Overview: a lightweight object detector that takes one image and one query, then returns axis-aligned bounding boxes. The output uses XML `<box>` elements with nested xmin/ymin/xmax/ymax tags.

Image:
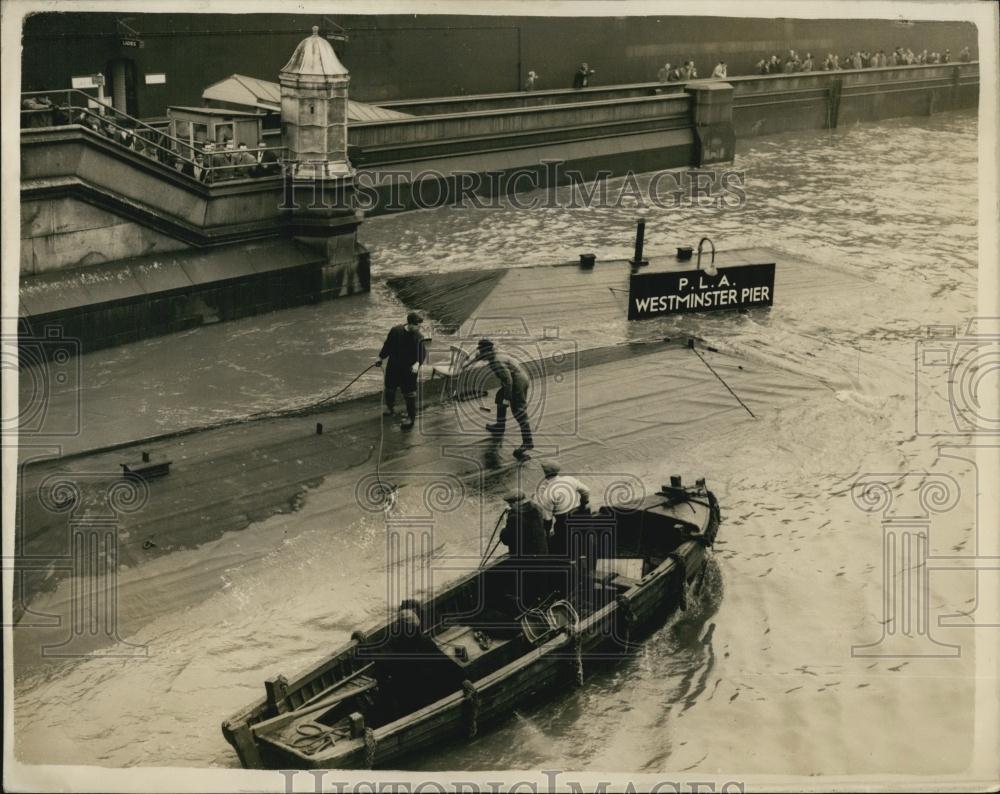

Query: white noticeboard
<box><xmin>71</xmin><ymin>74</ymin><xmax>104</xmax><ymax>89</ymax></box>
<box><xmin>145</xmin><ymin>73</ymin><xmax>167</xmax><ymax>85</ymax></box>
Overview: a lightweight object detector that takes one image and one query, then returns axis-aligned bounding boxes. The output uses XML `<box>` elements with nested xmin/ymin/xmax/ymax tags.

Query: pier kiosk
<box><xmin>167</xmin><ymin>106</ymin><xmax>263</xmax><ymax>149</ymax></box>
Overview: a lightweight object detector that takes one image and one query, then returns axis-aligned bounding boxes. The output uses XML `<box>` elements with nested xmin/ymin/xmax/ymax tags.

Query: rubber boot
<box><xmin>513</xmin><ymin>408</ymin><xmax>533</xmax><ymax>458</ymax></box>
<box><xmin>488</xmin><ymin>403</ymin><xmax>507</xmax><ymax>435</ymax></box>
<box><xmin>401</xmin><ymin>394</ymin><xmax>417</xmax><ymax>430</ymax></box>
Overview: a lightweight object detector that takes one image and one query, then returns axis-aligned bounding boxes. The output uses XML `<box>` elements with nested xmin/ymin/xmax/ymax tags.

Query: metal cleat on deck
<box><xmin>121</xmin><ymin>450</ymin><xmax>172</xmax><ymax>479</ymax></box>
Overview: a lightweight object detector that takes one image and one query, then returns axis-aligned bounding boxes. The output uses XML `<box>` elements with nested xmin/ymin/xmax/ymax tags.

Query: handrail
<box><xmin>696</xmin><ymin>237</ymin><xmax>716</xmax><ymax>274</ymax></box>
<box><xmin>21</xmin><ymin>88</ymin><xmax>288</xmax><ymax>184</ymax></box>
<box><xmin>376</xmin><ymin>61</ymin><xmax>979</xmax><ymax>106</ymax></box>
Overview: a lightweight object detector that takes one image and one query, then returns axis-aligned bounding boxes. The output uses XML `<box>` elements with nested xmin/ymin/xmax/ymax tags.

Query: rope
<box><xmin>313</xmin><ymin>362</ymin><xmax>381</xmax><ymax>410</ymax></box>
<box><xmin>479</xmin><ymin>508</ymin><xmax>509</xmax><ymax>568</ymax></box>
<box><xmin>462</xmin><ymin>679</ymin><xmax>480</xmax><ymax>737</ymax></box>
<box><xmin>364</xmin><ymin>726</ymin><xmax>378</xmax><ymax>768</ymax></box>
<box><xmin>244</xmin><ymin>362</ymin><xmax>380</xmax><ymax>424</ymax></box>
<box><xmin>690</xmin><ymin>346</ymin><xmax>756</xmax><ymax>419</ymax></box>
<box><xmin>292</xmin><ymin>722</ymin><xmax>351</xmax><ymax>756</ymax></box>
<box><xmin>16</xmin><ymin>361</ymin><xmax>382</xmax><ymax>466</ymax></box>
<box><xmin>375</xmin><ymin>402</ymin><xmax>394</xmax><ymax>510</ymax></box>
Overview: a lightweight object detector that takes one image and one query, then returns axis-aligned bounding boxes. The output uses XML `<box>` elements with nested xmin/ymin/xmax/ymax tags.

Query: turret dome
<box><xmin>281</xmin><ymin>26</ymin><xmax>349</xmax><ymax>78</ymax></box>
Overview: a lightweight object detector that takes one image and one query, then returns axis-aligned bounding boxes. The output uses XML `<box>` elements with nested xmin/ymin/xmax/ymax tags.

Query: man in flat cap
<box><xmin>536</xmin><ymin>459</ymin><xmax>591</xmax><ymax>557</ymax></box>
<box><xmin>499</xmin><ymin>489</ymin><xmax>550</xmax><ymax>608</ymax></box>
<box><xmin>377</xmin><ymin>311</ymin><xmax>429</xmax><ymax>430</ymax></box>
<box><xmin>467</xmin><ymin>338</ymin><xmax>534</xmax><ymax>459</ymax></box>
<box><xmin>499</xmin><ymin>490</ymin><xmax>549</xmax><ymax>557</ymax></box>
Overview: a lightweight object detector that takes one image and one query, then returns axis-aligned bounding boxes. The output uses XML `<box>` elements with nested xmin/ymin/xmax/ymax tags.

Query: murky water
<box><xmin>14</xmin><ymin>110</ymin><xmax>983</xmax><ymax>775</ymax></box>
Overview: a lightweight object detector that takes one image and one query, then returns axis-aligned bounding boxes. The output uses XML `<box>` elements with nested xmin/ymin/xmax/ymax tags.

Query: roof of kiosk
<box><xmin>281</xmin><ymin>26</ymin><xmax>349</xmax><ymax>78</ymax></box>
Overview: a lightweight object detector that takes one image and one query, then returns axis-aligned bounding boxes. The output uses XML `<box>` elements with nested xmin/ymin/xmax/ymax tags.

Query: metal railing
<box><xmin>21</xmin><ymin>89</ymin><xmax>287</xmax><ymax>184</ymax></box>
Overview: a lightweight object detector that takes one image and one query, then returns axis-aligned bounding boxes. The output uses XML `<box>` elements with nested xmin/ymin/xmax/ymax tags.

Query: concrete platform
<box><xmin>16</xmin><ymin>245</ymin><xmax>871</xmax><ymax>460</ymax></box>
<box><xmin>396</xmin><ymin>247</ymin><xmax>871</xmax><ymax>347</ymax></box>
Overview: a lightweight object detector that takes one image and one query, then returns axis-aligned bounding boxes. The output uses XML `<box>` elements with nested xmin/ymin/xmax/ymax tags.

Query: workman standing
<box><xmin>468</xmin><ymin>338</ymin><xmax>534</xmax><ymax>459</ymax></box>
<box><xmin>500</xmin><ymin>489</ymin><xmax>550</xmax><ymax>607</ymax></box>
<box><xmin>376</xmin><ymin>311</ymin><xmax>428</xmax><ymax>430</ymax></box>
<box><xmin>500</xmin><ymin>490</ymin><xmax>549</xmax><ymax>556</ymax></box>
<box><xmin>536</xmin><ymin>460</ymin><xmax>591</xmax><ymax>557</ymax></box>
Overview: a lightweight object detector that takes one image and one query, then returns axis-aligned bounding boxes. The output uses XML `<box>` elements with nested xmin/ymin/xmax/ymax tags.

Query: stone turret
<box><xmin>279</xmin><ymin>26</ymin><xmax>351</xmax><ymax>177</ymax></box>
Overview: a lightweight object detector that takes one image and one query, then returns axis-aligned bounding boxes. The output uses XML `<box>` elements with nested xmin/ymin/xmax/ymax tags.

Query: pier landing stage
<box><xmin>390</xmin><ymin>247</ymin><xmax>868</xmax><ymax>341</ymax></box>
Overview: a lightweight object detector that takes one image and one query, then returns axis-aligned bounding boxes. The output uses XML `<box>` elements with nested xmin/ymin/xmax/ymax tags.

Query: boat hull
<box><xmin>223</xmin><ymin>486</ymin><xmax>720</xmax><ymax>769</ymax></box>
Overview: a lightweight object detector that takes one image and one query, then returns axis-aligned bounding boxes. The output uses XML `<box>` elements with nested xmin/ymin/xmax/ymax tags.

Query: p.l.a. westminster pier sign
<box><xmin>627</xmin><ymin>251</ymin><xmax>775</xmax><ymax>320</ymax></box>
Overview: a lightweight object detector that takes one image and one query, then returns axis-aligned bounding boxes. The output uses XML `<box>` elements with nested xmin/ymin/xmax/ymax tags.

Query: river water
<box><xmin>13</xmin><ymin>110</ymin><xmax>986</xmax><ymax>779</ymax></box>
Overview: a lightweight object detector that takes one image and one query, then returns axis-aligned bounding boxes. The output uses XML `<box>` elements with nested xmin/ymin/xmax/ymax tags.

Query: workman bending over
<box><xmin>377</xmin><ymin>311</ymin><xmax>428</xmax><ymax>430</ymax></box>
<box><xmin>468</xmin><ymin>338</ymin><xmax>534</xmax><ymax>459</ymax></box>
<box><xmin>536</xmin><ymin>460</ymin><xmax>591</xmax><ymax>557</ymax></box>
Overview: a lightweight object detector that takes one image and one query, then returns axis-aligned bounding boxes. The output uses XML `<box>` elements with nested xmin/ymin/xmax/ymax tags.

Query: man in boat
<box><xmin>376</xmin><ymin>311</ymin><xmax>429</xmax><ymax>430</ymax></box>
<box><xmin>500</xmin><ymin>490</ymin><xmax>549</xmax><ymax>557</ymax></box>
<box><xmin>536</xmin><ymin>460</ymin><xmax>591</xmax><ymax>557</ymax></box>
<box><xmin>467</xmin><ymin>338</ymin><xmax>534</xmax><ymax>459</ymax></box>
<box><xmin>500</xmin><ymin>490</ymin><xmax>552</xmax><ymax>609</ymax></box>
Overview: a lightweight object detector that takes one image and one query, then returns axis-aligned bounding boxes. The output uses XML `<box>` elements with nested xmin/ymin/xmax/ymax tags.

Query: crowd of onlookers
<box><xmin>552</xmin><ymin>43</ymin><xmax>971</xmax><ymax>90</ymax></box>
<box><xmin>20</xmin><ymin>95</ymin><xmax>282</xmax><ymax>182</ymax></box>
<box><xmin>753</xmin><ymin>44</ymin><xmax>972</xmax><ymax>75</ymax></box>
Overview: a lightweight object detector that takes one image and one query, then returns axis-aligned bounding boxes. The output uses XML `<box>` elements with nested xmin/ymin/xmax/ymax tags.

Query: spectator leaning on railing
<box><xmin>572</xmin><ymin>62</ymin><xmax>596</xmax><ymax>89</ymax></box>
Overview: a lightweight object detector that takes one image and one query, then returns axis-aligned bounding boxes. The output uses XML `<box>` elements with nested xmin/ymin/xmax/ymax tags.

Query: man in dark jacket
<box><xmin>500</xmin><ymin>490</ymin><xmax>549</xmax><ymax>556</ymax></box>
<box><xmin>469</xmin><ymin>338</ymin><xmax>534</xmax><ymax>459</ymax></box>
<box><xmin>377</xmin><ymin>311</ymin><xmax>428</xmax><ymax>429</ymax></box>
<box><xmin>500</xmin><ymin>489</ymin><xmax>550</xmax><ymax>608</ymax></box>
<box><xmin>573</xmin><ymin>62</ymin><xmax>596</xmax><ymax>89</ymax></box>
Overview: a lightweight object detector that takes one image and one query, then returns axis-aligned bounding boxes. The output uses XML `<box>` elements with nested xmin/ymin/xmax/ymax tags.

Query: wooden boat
<box><xmin>222</xmin><ymin>479</ymin><xmax>721</xmax><ymax>769</ymax></box>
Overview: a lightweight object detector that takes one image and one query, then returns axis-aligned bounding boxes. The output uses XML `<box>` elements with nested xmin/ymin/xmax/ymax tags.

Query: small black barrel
<box><xmin>670</xmin><ymin>475</ymin><xmax>683</xmax><ymax>488</ymax></box>
<box><xmin>677</xmin><ymin>246</ymin><xmax>693</xmax><ymax>261</ymax></box>
<box><xmin>580</xmin><ymin>253</ymin><xmax>596</xmax><ymax>269</ymax></box>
